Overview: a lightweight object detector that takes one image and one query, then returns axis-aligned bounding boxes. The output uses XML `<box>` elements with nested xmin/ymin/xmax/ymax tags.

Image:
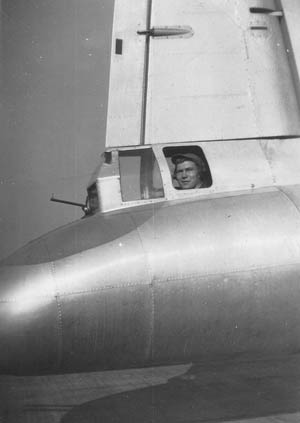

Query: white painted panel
<box><xmin>105</xmin><ymin>0</ymin><xmax>148</xmax><ymax>147</ymax></box>
<box><xmin>146</xmin><ymin>0</ymin><xmax>300</xmax><ymax>144</ymax></box>
<box><xmin>202</xmin><ymin>140</ymin><xmax>273</xmax><ymax>193</ymax></box>
<box><xmin>260</xmin><ymin>138</ymin><xmax>300</xmax><ymax>185</ymax></box>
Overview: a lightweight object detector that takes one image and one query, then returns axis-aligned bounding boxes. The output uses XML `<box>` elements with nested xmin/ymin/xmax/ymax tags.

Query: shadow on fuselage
<box><xmin>61</xmin><ymin>355</ymin><xmax>300</xmax><ymax>423</ymax></box>
<box><xmin>1</xmin><ymin>206</ymin><xmax>158</xmax><ymax>266</ymax></box>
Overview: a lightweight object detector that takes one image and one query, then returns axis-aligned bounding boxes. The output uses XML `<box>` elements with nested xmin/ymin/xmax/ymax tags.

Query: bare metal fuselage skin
<box><xmin>1</xmin><ymin>185</ymin><xmax>300</xmax><ymax>375</ymax></box>
<box><xmin>3</xmin><ymin>1</ymin><xmax>300</xmax><ymax>377</ymax></box>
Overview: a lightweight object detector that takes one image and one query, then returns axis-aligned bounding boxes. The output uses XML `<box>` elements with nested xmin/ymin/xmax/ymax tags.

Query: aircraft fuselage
<box><xmin>1</xmin><ymin>181</ymin><xmax>300</xmax><ymax>375</ymax></box>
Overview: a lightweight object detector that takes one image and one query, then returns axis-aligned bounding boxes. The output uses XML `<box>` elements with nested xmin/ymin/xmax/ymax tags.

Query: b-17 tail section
<box><xmin>105</xmin><ymin>1</ymin><xmax>300</xmax><ymax>148</ymax></box>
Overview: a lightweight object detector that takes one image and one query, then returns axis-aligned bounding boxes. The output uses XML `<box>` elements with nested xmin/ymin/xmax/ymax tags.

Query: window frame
<box><xmin>117</xmin><ymin>145</ymin><xmax>167</xmax><ymax>207</ymax></box>
<box><xmin>162</xmin><ymin>145</ymin><xmax>212</xmax><ymax>191</ymax></box>
<box><xmin>153</xmin><ymin>143</ymin><xmax>214</xmax><ymax>201</ymax></box>
<box><xmin>117</xmin><ymin>143</ymin><xmax>215</xmax><ymax>206</ymax></box>
<box><xmin>89</xmin><ymin>140</ymin><xmax>275</xmax><ymax>214</ymax></box>
<box><xmin>89</xmin><ymin>143</ymin><xmax>216</xmax><ymax>214</ymax></box>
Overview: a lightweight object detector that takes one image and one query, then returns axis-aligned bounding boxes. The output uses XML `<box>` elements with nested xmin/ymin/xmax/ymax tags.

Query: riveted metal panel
<box><xmin>132</xmin><ymin>190</ymin><xmax>300</xmax><ymax>282</ymax></box>
<box><xmin>0</xmin><ymin>264</ymin><xmax>60</xmax><ymax>375</ymax></box>
<box><xmin>0</xmin><ymin>215</ymin><xmax>154</xmax><ymax>374</ymax></box>
<box><xmin>3</xmin><ymin>186</ymin><xmax>300</xmax><ymax>374</ymax></box>
<box><xmin>52</xmin><ymin>222</ymin><xmax>151</xmax><ymax>294</ymax></box>
<box><xmin>59</xmin><ymin>285</ymin><xmax>153</xmax><ymax>372</ymax></box>
<box><xmin>130</xmin><ymin>189</ymin><xmax>300</xmax><ymax>362</ymax></box>
<box><xmin>151</xmin><ymin>265</ymin><xmax>300</xmax><ymax>362</ymax></box>
<box><xmin>51</xmin><ymin>224</ymin><xmax>153</xmax><ymax>372</ymax></box>
<box><xmin>145</xmin><ymin>0</ymin><xmax>300</xmax><ymax>143</ymax></box>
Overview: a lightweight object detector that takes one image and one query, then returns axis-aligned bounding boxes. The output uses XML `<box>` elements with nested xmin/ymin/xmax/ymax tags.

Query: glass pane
<box><xmin>119</xmin><ymin>149</ymin><xmax>164</xmax><ymax>202</ymax></box>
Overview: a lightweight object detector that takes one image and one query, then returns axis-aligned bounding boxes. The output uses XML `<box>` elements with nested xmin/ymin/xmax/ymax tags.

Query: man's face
<box><xmin>174</xmin><ymin>160</ymin><xmax>201</xmax><ymax>189</ymax></box>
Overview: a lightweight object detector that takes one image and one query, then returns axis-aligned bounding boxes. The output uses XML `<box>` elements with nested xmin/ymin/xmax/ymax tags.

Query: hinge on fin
<box><xmin>249</xmin><ymin>7</ymin><xmax>283</xmax><ymax>17</ymax></box>
<box><xmin>137</xmin><ymin>26</ymin><xmax>194</xmax><ymax>39</ymax></box>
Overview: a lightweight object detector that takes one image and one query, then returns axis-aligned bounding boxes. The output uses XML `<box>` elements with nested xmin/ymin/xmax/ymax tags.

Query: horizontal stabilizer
<box><xmin>106</xmin><ymin>0</ymin><xmax>300</xmax><ymax>147</ymax></box>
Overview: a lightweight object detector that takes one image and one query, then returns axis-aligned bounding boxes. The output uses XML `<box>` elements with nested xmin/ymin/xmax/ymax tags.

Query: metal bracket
<box><xmin>137</xmin><ymin>26</ymin><xmax>194</xmax><ymax>39</ymax></box>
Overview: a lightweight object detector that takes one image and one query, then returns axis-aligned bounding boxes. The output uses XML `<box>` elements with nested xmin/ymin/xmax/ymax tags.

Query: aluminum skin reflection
<box><xmin>2</xmin><ymin>188</ymin><xmax>300</xmax><ymax>375</ymax></box>
<box><xmin>0</xmin><ymin>264</ymin><xmax>55</xmax><ymax>316</ymax></box>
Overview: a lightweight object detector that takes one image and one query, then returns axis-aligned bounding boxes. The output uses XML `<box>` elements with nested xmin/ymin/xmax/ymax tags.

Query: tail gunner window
<box><xmin>119</xmin><ymin>149</ymin><xmax>164</xmax><ymax>202</ymax></box>
<box><xmin>163</xmin><ymin>146</ymin><xmax>212</xmax><ymax>190</ymax></box>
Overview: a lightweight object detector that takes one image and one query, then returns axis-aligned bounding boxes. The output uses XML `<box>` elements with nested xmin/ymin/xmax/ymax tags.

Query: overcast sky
<box><xmin>0</xmin><ymin>0</ymin><xmax>114</xmax><ymax>259</ymax></box>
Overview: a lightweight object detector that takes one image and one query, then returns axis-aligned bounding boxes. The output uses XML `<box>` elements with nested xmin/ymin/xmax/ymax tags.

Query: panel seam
<box><xmin>129</xmin><ymin>212</ymin><xmax>154</xmax><ymax>364</ymax></box>
<box><xmin>50</xmin><ymin>260</ymin><xmax>64</xmax><ymax>370</ymax></box>
<box><xmin>1</xmin><ymin>260</ymin><xmax>300</xmax><ymax>303</ymax></box>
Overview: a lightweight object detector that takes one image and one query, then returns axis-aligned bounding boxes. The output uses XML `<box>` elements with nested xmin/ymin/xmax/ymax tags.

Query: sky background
<box><xmin>1</xmin><ymin>0</ymin><xmax>114</xmax><ymax>259</ymax></box>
